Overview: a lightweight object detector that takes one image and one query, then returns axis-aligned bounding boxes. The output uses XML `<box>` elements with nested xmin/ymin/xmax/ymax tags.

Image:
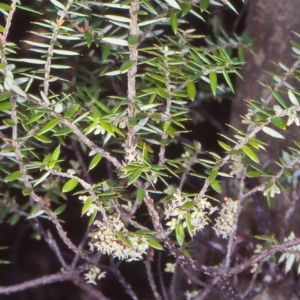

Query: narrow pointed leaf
<box><xmin>88</xmin><ymin>154</ymin><xmax>102</xmax><ymax>170</ymax></box>
<box><xmin>262</xmin><ymin>126</ymin><xmax>285</xmax><ymax>139</ymax></box>
<box><xmin>200</xmin><ymin>0</ymin><xmax>209</xmax><ymax>11</ymax></box>
<box><xmin>175</xmin><ymin>223</ymin><xmax>185</xmax><ymax>246</ymax></box>
<box><xmin>136</xmin><ymin>187</ymin><xmax>145</xmax><ymax>204</ymax></box>
<box><xmin>209</xmin><ymin>72</ymin><xmax>217</xmax><ymax>95</ymax></box>
<box><xmin>165</xmin><ymin>0</ymin><xmax>181</xmax><ymax>10</ymax></box>
<box><xmin>242</xmin><ymin>145</ymin><xmax>259</xmax><ymax>163</ymax></box>
<box><xmin>288</xmin><ymin>89</ymin><xmax>299</xmax><ymax>106</ymax></box>
<box><xmin>170</xmin><ymin>11</ymin><xmax>178</xmax><ymax>34</ymax></box>
<box><xmin>186</xmin><ymin>81</ymin><xmax>196</xmax><ymax>101</ymax></box>
<box><xmin>222</xmin><ymin>69</ymin><xmax>234</xmax><ymax>92</ymax></box>
<box><xmin>4</xmin><ymin>171</ymin><xmax>23</xmax><ymax>182</ymax></box>
<box><xmin>62</xmin><ymin>178</ymin><xmax>78</xmax><ymax>193</ymax></box>
<box><xmin>146</xmin><ymin>237</ymin><xmax>163</xmax><ymax>250</ymax></box>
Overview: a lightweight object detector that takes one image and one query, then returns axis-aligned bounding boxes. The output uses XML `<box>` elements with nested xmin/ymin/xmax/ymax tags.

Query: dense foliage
<box><xmin>1</xmin><ymin>0</ymin><xmax>300</xmax><ymax>299</ymax></box>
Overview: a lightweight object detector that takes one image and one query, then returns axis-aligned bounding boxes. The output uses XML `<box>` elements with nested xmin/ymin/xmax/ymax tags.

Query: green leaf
<box><xmin>175</xmin><ymin>223</ymin><xmax>185</xmax><ymax>246</ymax></box>
<box><xmin>85</xmin><ymin>31</ymin><xmax>92</xmax><ymax>48</ymax></box>
<box><xmin>38</xmin><ymin>119</ymin><xmax>59</xmax><ymax>135</ymax></box>
<box><xmin>247</xmin><ymin>171</ymin><xmax>263</xmax><ymax>178</ymax></box>
<box><xmin>50</xmin><ymin>144</ymin><xmax>61</xmax><ymax>163</ymax></box>
<box><xmin>22</xmin><ymin>187</ymin><xmax>31</xmax><ymax>196</ymax></box>
<box><xmin>218</xmin><ymin>141</ymin><xmax>232</xmax><ymax>151</ymax></box>
<box><xmin>186</xmin><ymin>212</ymin><xmax>193</xmax><ymax>237</ymax></box>
<box><xmin>238</xmin><ymin>48</ymin><xmax>244</xmax><ymax>63</ymax></box>
<box><xmin>62</xmin><ymin>178</ymin><xmax>78</xmax><ymax>193</ymax></box>
<box><xmin>156</xmin><ymin>88</ymin><xmax>169</xmax><ymax>98</ymax></box>
<box><xmin>127</xmin><ymin>169</ymin><xmax>142</xmax><ymax>186</ymax></box>
<box><xmin>102</xmin><ymin>43</ymin><xmax>110</xmax><ymax>62</ymax></box>
<box><xmin>26</xmin><ymin>112</ymin><xmax>45</xmax><ymax>125</ymax></box>
<box><xmin>54</xmin><ymin>204</ymin><xmax>67</xmax><ymax>215</ymax></box>
<box><xmin>88</xmin><ymin>210</ymin><xmax>97</xmax><ymax>226</ymax></box>
<box><xmin>136</xmin><ymin>187</ymin><xmax>145</xmax><ymax>204</ymax></box>
<box><xmin>116</xmin><ymin>233</ymin><xmax>131</xmax><ymax>247</ymax></box>
<box><xmin>209</xmin><ymin>72</ymin><xmax>217</xmax><ymax>96</ymax></box>
<box><xmin>0</xmin><ymin>92</ymin><xmax>11</xmax><ymax>101</ymax></box>
<box><xmin>200</xmin><ymin>0</ymin><xmax>209</xmax><ymax>11</ymax></box>
<box><xmin>27</xmin><ymin>209</ymin><xmax>45</xmax><ymax>220</ymax></box>
<box><xmin>170</xmin><ymin>11</ymin><xmax>178</xmax><ymax>34</ymax></box>
<box><xmin>89</xmin><ymin>153</ymin><xmax>102</xmax><ymax>170</ymax></box>
<box><xmin>141</xmin><ymin>1</ymin><xmax>157</xmax><ymax>15</ymax></box>
<box><xmin>64</xmin><ymin>104</ymin><xmax>80</xmax><ymax>118</ymax></box>
<box><xmin>50</xmin><ymin>0</ymin><xmax>65</xmax><ymax>9</ymax></box>
<box><xmin>53</xmin><ymin>128</ymin><xmax>73</xmax><ymax>136</ymax></box>
<box><xmin>242</xmin><ymin>145</ymin><xmax>259</xmax><ymax>163</ymax></box>
<box><xmin>4</xmin><ymin>171</ymin><xmax>22</xmax><ymax>182</ymax></box>
<box><xmin>186</xmin><ymin>81</ymin><xmax>196</xmax><ymax>101</ymax></box>
<box><xmin>180</xmin><ymin>3</ymin><xmax>191</xmax><ymax>16</ymax></box>
<box><xmin>210</xmin><ymin>180</ymin><xmax>221</xmax><ymax>193</ymax></box>
<box><xmin>163</xmin><ymin>121</ymin><xmax>171</xmax><ymax>133</ymax></box>
<box><xmin>271</xmin><ymin>116</ymin><xmax>286</xmax><ymax>130</ymax></box>
<box><xmin>3</xmin><ymin>119</ymin><xmax>14</xmax><ymax>126</ymax></box>
<box><xmin>147</xmin><ymin>73</ymin><xmax>167</xmax><ymax>84</ymax></box>
<box><xmin>222</xmin><ymin>69</ymin><xmax>234</xmax><ymax>93</ymax></box>
<box><xmin>288</xmin><ymin>89</ymin><xmax>299</xmax><ymax>106</ymax></box>
<box><xmin>0</xmin><ymin>3</ymin><xmax>12</xmax><ymax>11</ymax></box>
<box><xmin>120</xmin><ymin>60</ymin><xmax>135</xmax><ymax>72</ymax></box>
<box><xmin>53</xmin><ymin>49</ymin><xmax>79</xmax><ymax>56</ymax></box>
<box><xmin>165</xmin><ymin>0</ymin><xmax>181</xmax><ymax>9</ymax></box>
<box><xmin>262</xmin><ymin>126</ymin><xmax>285</xmax><ymax>139</ymax></box>
<box><xmin>209</xmin><ymin>169</ymin><xmax>218</xmax><ymax>182</ymax></box>
<box><xmin>102</xmin><ymin>37</ymin><xmax>128</xmax><ymax>46</ymax></box>
<box><xmin>82</xmin><ymin>197</ymin><xmax>93</xmax><ymax>215</ymax></box>
<box><xmin>0</xmin><ymin>101</ymin><xmax>12</xmax><ymax>111</ymax></box>
<box><xmin>146</xmin><ymin>237</ymin><xmax>163</xmax><ymax>250</ymax></box>
<box><xmin>271</xmin><ymin>90</ymin><xmax>287</xmax><ymax>108</ymax></box>
<box><xmin>181</xmin><ymin>201</ymin><xmax>195</xmax><ymax>210</ymax></box>
<box><xmin>249</xmin><ymin>138</ymin><xmax>259</xmax><ymax>150</ymax></box>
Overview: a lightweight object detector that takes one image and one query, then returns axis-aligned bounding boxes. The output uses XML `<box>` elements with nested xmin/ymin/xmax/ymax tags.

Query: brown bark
<box><xmin>227</xmin><ymin>2</ymin><xmax>300</xmax><ymax>298</ymax></box>
<box><xmin>233</xmin><ymin>0</ymin><xmax>300</xmax><ymax>160</ymax></box>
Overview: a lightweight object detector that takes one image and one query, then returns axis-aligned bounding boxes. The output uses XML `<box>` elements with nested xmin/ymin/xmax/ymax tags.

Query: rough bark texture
<box><xmin>230</xmin><ymin>1</ymin><xmax>300</xmax><ymax>298</ymax></box>
<box><xmin>233</xmin><ymin>0</ymin><xmax>300</xmax><ymax>158</ymax></box>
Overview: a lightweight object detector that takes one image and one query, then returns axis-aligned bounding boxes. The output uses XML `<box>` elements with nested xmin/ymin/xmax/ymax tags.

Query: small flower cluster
<box><xmin>262</xmin><ymin>183</ymin><xmax>280</xmax><ymax>198</ymax></box>
<box><xmin>84</xmin><ymin>266</ymin><xmax>106</xmax><ymax>285</ymax></box>
<box><xmin>185</xmin><ymin>290</ymin><xmax>201</xmax><ymax>300</ymax></box>
<box><xmin>278</xmin><ymin>232</ymin><xmax>300</xmax><ymax>274</ymax></box>
<box><xmin>287</xmin><ymin>111</ymin><xmax>300</xmax><ymax>126</ymax></box>
<box><xmin>213</xmin><ymin>197</ymin><xmax>238</xmax><ymax>239</ymax></box>
<box><xmin>89</xmin><ymin>216</ymin><xmax>149</xmax><ymax>261</ymax></box>
<box><xmin>79</xmin><ymin>195</ymin><xmax>99</xmax><ymax>216</ymax></box>
<box><xmin>229</xmin><ymin>154</ymin><xmax>245</xmax><ymax>178</ymax></box>
<box><xmin>164</xmin><ymin>189</ymin><xmax>217</xmax><ymax>235</ymax></box>
<box><xmin>125</xmin><ymin>145</ymin><xmax>139</xmax><ymax>164</ymax></box>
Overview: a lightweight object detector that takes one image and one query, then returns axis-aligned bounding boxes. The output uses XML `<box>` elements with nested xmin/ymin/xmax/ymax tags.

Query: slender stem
<box><xmin>125</xmin><ymin>0</ymin><xmax>139</xmax><ymax>160</ymax></box>
<box><xmin>146</xmin><ymin>250</ymin><xmax>162</xmax><ymax>300</ymax></box>
<box><xmin>44</xmin><ymin>0</ymin><xmax>74</xmax><ymax>96</ymax></box>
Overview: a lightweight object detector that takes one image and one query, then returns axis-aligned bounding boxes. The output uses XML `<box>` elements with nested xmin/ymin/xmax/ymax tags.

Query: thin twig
<box><xmin>157</xmin><ymin>251</ymin><xmax>169</xmax><ymax>300</ymax></box>
<box><xmin>195</xmin><ymin>276</ymin><xmax>220</xmax><ymax>300</ymax></box>
<box><xmin>170</xmin><ymin>261</ymin><xmax>178</xmax><ymax>300</ymax></box>
<box><xmin>125</xmin><ymin>0</ymin><xmax>139</xmax><ymax>158</ymax></box>
<box><xmin>45</xmin><ymin>230</ymin><xmax>69</xmax><ymax>270</ymax></box>
<box><xmin>44</xmin><ymin>0</ymin><xmax>74</xmax><ymax>96</ymax></box>
<box><xmin>110</xmin><ymin>258</ymin><xmax>139</xmax><ymax>300</ymax></box>
<box><xmin>0</xmin><ymin>272</ymin><xmax>73</xmax><ymax>295</ymax></box>
<box><xmin>145</xmin><ymin>250</ymin><xmax>162</xmax><ymax>300</ymax></box>
<box><xmin>179</xmin><ymin>147</ymin><xmax>201</xmax><ymax>191</ymax></box>
<box><xmin>226</xmin><ymin>237</ymin><xmax>300</xmax><ymax>277</ymax></box>
<box><xmin>224</xmin><ymin>171</ymin><xmax>246</xmax><ymax>270</ymax></box>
